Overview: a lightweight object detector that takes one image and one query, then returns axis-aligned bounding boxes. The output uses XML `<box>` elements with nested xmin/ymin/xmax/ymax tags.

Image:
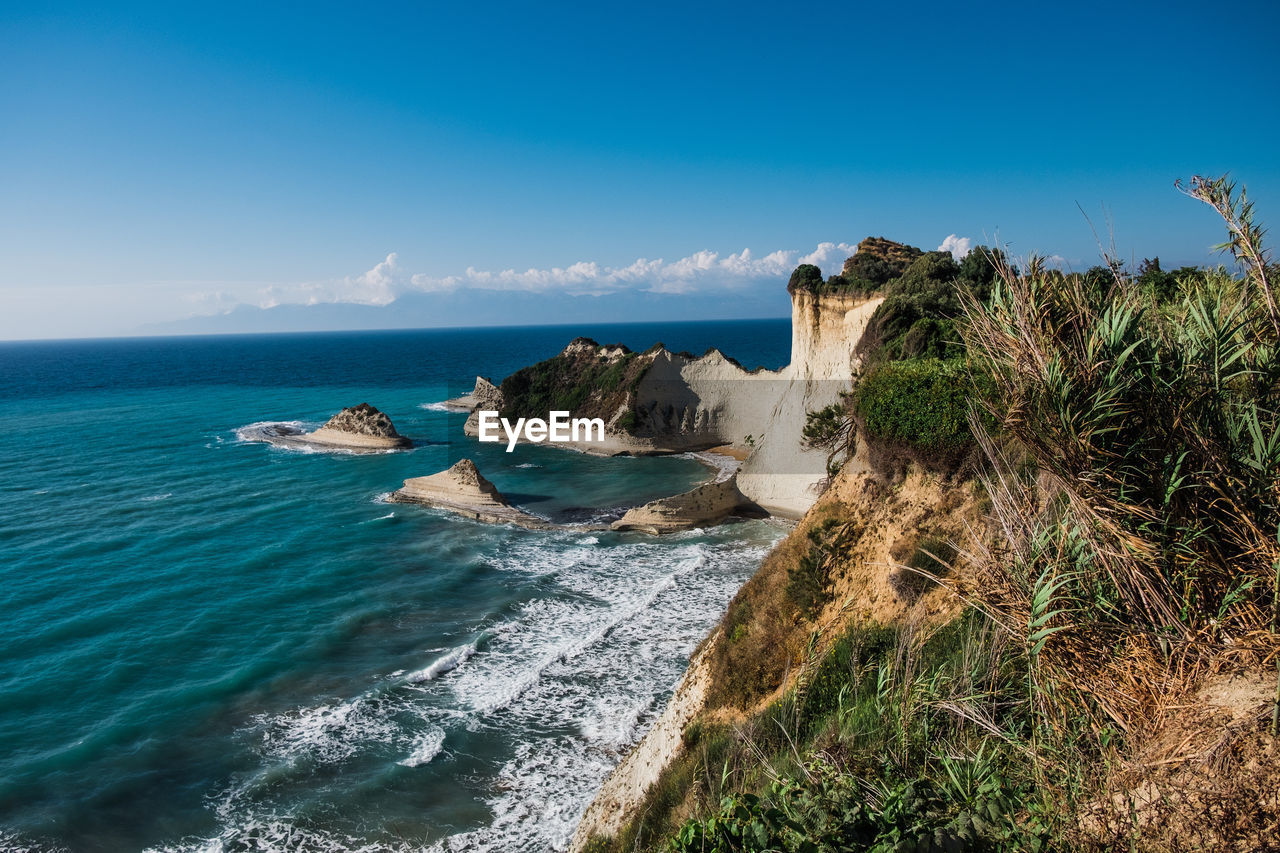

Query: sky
<box><xmin>2</xmin><ymin>0</ymin><xmax>1279</xmax><ymax>340</ymax></box>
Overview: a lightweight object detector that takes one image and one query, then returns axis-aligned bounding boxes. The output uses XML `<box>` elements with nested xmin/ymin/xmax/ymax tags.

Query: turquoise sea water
<box><xmin>0</xmin><ymin>320</ymin><xmax>789</xmax><ymax>852</ymax></box>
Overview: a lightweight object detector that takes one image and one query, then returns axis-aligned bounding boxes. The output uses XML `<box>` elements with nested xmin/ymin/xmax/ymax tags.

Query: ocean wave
<box><xmin>453</xmin><ymin>547</ymin><xmax>706</xmax><ymax>715</ymax></box>
<box><xmin>397</xmin><ymin>727</ymin><xmax>446</xmax><ymax>767</ymax></box>
<box><xmin>418</xmin><ymin>402</ymin><xmax>455</xmax><ymax>412</ymax></box>
<box><xmin>164</xmin><ymin>528</ymin><xmax>777</xmax><ymax>852</ymax></box>
<box><xmin>405</xmin><ymin>642</ymin><xmax>478</xmax><ymax>683</ymax></box>
<box><xmin>141</xmin><ymin>493</ymin><xmax>173</xmax><ymax>502</ymax></box>
<box><xmin>254</xmin><ymin>697</ymin><xmax>400</xmax><ymax>765</ymax></box>
<box><xmin>145</xmin><ymin>819</ymin><xmax>421</xmax><ymax>853</ymax></box>
<box><xmin>0</xmin><ymin>832</ymin><xmax>70</xmax><ymax>853</ymax></box>
<box><xmin>425</xmin><ymin>739</ymin><xmax>609</xmax><ymax>853</ymax></box>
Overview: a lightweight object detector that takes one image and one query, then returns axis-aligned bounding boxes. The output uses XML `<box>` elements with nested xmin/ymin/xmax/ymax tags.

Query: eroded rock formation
<box><xmin>305</xmin><ymin>403</ymin><xmax>412</xmax><ymax>449</ymax></box>
<box><xmin>388</xmin><ymin>459</ymin><xmax>549</xmax><ymax>528</ymax></box>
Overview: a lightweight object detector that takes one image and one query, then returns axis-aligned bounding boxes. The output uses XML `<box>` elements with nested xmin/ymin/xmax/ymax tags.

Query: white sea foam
<box><xmin>141</xmin><ymin>493</ymin><xmax>172</xmax><ymax>502</ymax></box>
<box><xmin>255</xmin><ymin>697</ymin><xmax>399</xmax><ymax>764</ymax></box>
<box><xmin>405</xmin><ymin>642</ymin><xmax>478</xmax><ymax>683</ymax></box>
<box><xmin>0</xmin><ymin>831</ymin><xmax>69</xmax><ymax>853</ymax></box>
<box><xmin>397</xmin><ymin>727</ymin><xmax>446</xmax><ymax>767</ymax></box>
<box><xmin>146</xmin><ymin>820</ymin><xmax>420</xmax><ymax>853</ymax></box>
<box><xmin>422</xmin><ymin>535</ymin><xmax>775</xmax><ymax>851</ymax></box>
<box><xmin>233</xmin><ymin>420</ymin><xmax>312</xmax><ymax>443</ymax></box>
<box><xmin>192</xmin><ymin>525</ymin><xmax>777</xmax><ymax>852</ymax></box>
<box><xmin>513</xmin><ymin>463</ymin><xmax>541</xmax><ymax>469</ymax></box>
<box><xmin>419</xmin><ymin>401</ymin><xmax>455</xmax><ymax>412</ymax></box>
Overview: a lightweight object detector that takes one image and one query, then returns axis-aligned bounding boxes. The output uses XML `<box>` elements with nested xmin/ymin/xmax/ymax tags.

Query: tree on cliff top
<box><xmin>786</xmin><ymin>263</ymin><xmax>824</xmax><ymax>293</ymax></box>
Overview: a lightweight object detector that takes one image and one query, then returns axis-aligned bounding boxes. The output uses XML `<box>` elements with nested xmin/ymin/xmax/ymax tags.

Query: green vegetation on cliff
<box><xmin>499</xmin><ymin>337</ymin><xmax>647</xmax><ymax>432</ymax></box>
<box><xmin>588</xmin><ymin>176</ymin><xmax>1280</xmax><ymax>853</ymax></box>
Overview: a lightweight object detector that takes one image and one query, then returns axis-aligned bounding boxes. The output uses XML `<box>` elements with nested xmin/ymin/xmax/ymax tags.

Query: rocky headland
<box><xmin>439</xmin><ymin>376</ymin><xmax>502</xmax><ymax>412</ymax></box>
<box><xmin>450</xmin><ymin>284</ymin><xmax>882</xmax><ymax>518</ymax></box>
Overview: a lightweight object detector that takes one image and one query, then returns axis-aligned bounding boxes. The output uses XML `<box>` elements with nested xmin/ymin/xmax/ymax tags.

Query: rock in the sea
<box><xmin>389</xmin><ymin>459</ymin><xmax>548</xmax><ymax>528</ymax></box>
<box><xmin>306</xmin><ymin>403</ymin><xmax>412</xmax><ymax>449</ymax></box>
<box><xmin>395</xmin><ymin>458</ymin><xmax>506</xmax><ymax>507</ymax></box>
<box><xmin>610</xmin><ymin>475</ymin><xmax>765</xmax><ymax>534</ymax></box>
<box><xmin>321</xmin><ymin>403</ymin><xmax>406</xmax><ymax>438</ymax></box>
<box><xmin>442</xmin><ymin>377</ymin><xmax>503</xmax><ymax>412</ymax></box>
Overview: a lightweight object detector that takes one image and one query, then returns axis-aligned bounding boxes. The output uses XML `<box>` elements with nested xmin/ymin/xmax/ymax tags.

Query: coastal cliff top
<box><xmin>847</xmin><ymin>236</ymin><xmax>923</xmax><ymax>271</ymax></box>
<box><xmin>787</xmin><ymin>236</ymin><xmax>925</xmax><ymax>296</ymax></box>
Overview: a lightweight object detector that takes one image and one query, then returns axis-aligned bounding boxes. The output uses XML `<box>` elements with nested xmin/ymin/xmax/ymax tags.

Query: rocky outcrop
<box><xmin>611</xmin><ymin>475</ymin><xmax>765</xmax><ymax>534</ymax></box>
<box><xmin>441</xmin><ymin>376</ymin><xmax>503</xmax><ymax>412</ymax></box>
<box><xmin>388</xmin><ymin>459</ymin><xmax>549</xmax><ymax>528</ymax></box>
<box><xmin>240</xmin><ymin>403</ymin><xmax>412</xmax><ymax>452</ymax></box>
<box><xmin>305</xmin><ymin>403</ymin><xmax>412</xmax><ymax>449</ymax></box>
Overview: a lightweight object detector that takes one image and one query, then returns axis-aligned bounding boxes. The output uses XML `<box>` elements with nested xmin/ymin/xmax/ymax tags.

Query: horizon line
<box><xmin>0</xmin><ymin>312</ymin><xmax>794</xmax><ymax>346</ymax></box>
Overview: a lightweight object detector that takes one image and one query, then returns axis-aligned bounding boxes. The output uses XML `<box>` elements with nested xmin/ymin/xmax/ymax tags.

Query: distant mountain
<box><xmin>138</xmin><ymin>288</ymin><xmax>791</xmax><ymax>336</ymax></box>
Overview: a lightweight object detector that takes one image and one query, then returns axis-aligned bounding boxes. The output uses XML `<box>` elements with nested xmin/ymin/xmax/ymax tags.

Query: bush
<box><xmin>787</xmin><ymin>263</ymin><xmax>825</xmax><ymax>293</ymax></box>
<box><xmin>850</xmin><ymin>358</ymin><xmax>990</xmax><ymax>471</ymax></box>
<box><xmin>857</xmin><ymin>252</ymin><xmax>968</xmax><ymax>361</ymax></box>
<box><xmin>786</xmin><ymin>518</ymin><xmax>856</xmax><ymax>616</ymax></box>
<box><xmin>890</xmin><ymin>536</ymin><xmax>957</xmax><ymax>600</ymax></box>
<box><xmin>844</xmin><ymin>238</ymin><xmax>923</xmax><ymax>285</ymax></box>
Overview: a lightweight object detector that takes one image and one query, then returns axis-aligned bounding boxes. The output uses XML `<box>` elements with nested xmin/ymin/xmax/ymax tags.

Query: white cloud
<box><xmin>253</xmin><ymin>241</ymin><xmax>860</xmax><ymax>308</ymax></box>
<box><xmin>256</xmin><ymin>252</ymin><xmax>406</xmax><ymax>308</ymax></box>
<box><xmin>798</xmin><ymin>241</ymin><xmax>858</xmax><ymax>267</ymax></box>
<box><xmin>938</xmin><ymin>234</ymin><xmax>972</xmax><ymax>261</ymax></box>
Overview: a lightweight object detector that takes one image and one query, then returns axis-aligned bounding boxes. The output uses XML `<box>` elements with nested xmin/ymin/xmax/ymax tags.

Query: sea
<box><xmin>0</xmin><ymin>319</ymin><xmax>790</xmax><ymax>853</ymax></box>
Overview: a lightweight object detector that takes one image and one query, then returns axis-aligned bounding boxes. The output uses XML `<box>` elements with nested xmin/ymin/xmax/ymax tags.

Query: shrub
<box><xmin>890</xmin><ymin>535</ymin><xmax>957</xmax><ymax>600</ymax></box>
<box><xmin>785</xmin><ymin>518</ymin><xmax>856</xmax><ymax>616</ymax></box>
<box><xmin>844</xmin><ymin>238</ymin><xmax>923</xmax><ymax>285</ymax></box>
<box><xmin>787</xmin><ymin>263</ymin><xmax>824</xmax><ymax>293</ymax></box>
<box><xmin>857</xmin><ymin>252</ymin><xmax>968</xmax><ymax>361</ymax></box>
<box><xmin>850</xmin><ymin>358</ymin><xmax>990</xmax><ymax>470</ymax></box>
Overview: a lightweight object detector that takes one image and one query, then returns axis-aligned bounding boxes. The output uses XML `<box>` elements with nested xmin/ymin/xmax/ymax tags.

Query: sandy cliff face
<box><xmin>733</xmin><ymin>294</ymin><xmax>882</xmax><ymax>517</ymax></box>
<box><xmin>625</xmin><ymin>291</ymin><xmax>880</xmax><ymax>516</ymax></box>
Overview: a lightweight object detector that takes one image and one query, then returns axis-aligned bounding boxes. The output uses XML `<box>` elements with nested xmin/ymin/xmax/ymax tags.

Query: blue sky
<box><xmin>2</xmin><ymin>0</ymin><xmax>1278</xmax><ymax>339</ymax></box>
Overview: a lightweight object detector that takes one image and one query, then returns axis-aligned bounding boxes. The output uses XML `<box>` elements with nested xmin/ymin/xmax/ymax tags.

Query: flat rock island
<box><xmin>241</xmin><ymin>403</ymin><xmax>413</xmax><ymax>452</ymax></box>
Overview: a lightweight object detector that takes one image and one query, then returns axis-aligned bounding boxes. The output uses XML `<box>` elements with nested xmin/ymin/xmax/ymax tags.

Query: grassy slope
<box><xmin>585</xmin><ymin>180</ymin><xmax>1280</xmax><ymax>852</ymax></box>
